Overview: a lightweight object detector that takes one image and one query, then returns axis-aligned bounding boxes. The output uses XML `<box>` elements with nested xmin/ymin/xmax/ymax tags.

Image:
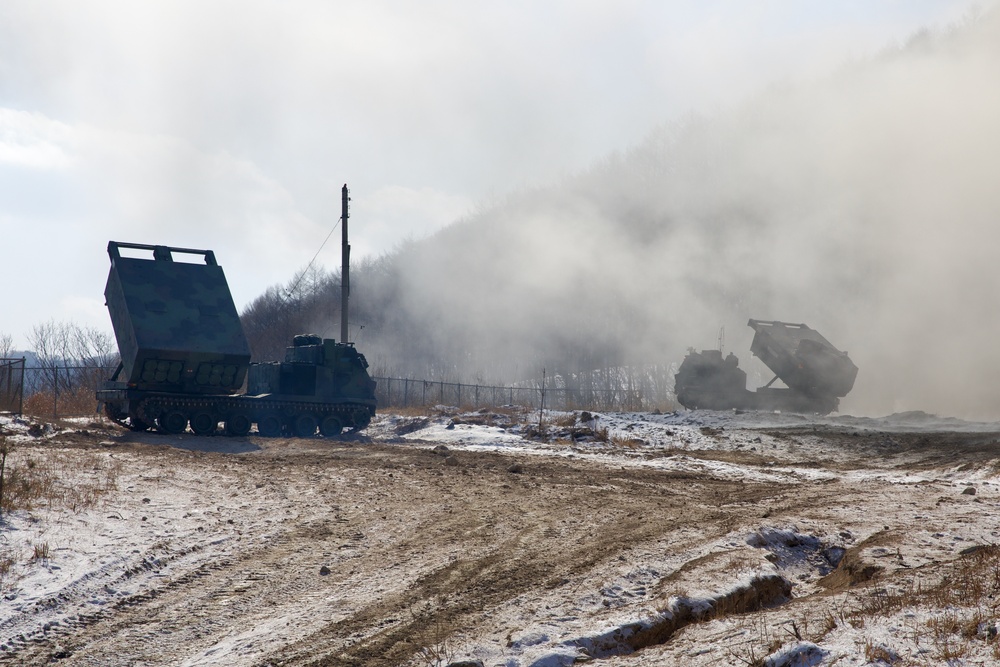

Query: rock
<box><xmin>446</xmin><ymin>421</ymin><xmax>456</xmax><ymax>430</ymax></box>
<box><xmin>432</xmin><ymin>444</ymin><xmax>451</xmax><ymax>456</ymax></box>
<box><xmin>444</xmin><ymin>456</ymin><xmax>459</xmax><ymax>466</ymax></box>
<box><xmin>49</xmin><ymin>645</ymin><xmax>72</xmax><ymax>660</ymax></box>
<box><xmin>579</xmin><ymin>411</ymin><xmax>593</xmax><ymax>422</ymax></box>
<box><xmin>507</xmin><ymin>463</ymin><xmax>524</xmax><ymax>474</ymax></box>
<box><xmin>509</xmin><ymin>632</ymin><xmax>549</xmax><ymax>648</ymax></box>
<box><xmin>963</xmin><ymin>486</ymin><xmax>977</xmax><ymax>495</ymax></box>
<box><xmin>822</xmin><ymin>546</ymin><xmax>846</xmax><ymax>568</ymax></box>
<box><xmin>319</xmin><ymin>565</ymin><xmax>331</xmax><ymax>576</ymax></box>
<box><xmin>394</xmin><ymin>418</ymin><xmax>430</xmax><ymax>435</ymax></box>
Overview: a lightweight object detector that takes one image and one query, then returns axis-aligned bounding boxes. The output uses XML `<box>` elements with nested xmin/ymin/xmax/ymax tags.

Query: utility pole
<box><xmin>341</xmin><ymin>184</ymin><xmax>350</xmax><ymax>344</ymax></box>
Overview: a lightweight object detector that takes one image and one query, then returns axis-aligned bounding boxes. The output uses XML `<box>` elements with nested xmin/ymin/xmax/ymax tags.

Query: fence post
<box><xmin>539</xmin><ymin>368</ymin><xmax>546</xmax><ymax>430</ymax></box>
<box><xmin>52</xmin><ymin>366</ymin><xmax>58</xmax><ymax>419</ymax></box>
<box><xmin>404</xmin><ymin>378</ymin><xmax>409</xmax><ymax>408</ymax></box>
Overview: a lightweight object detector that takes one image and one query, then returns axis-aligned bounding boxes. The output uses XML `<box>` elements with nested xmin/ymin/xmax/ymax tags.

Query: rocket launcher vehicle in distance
<box><xmin>674</xmin><ymin>319</ymin><xmax>858</xmax><ymax>415</ymax></box>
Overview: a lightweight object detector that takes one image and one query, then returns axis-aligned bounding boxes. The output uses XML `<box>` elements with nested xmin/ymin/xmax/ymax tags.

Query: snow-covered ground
<box><xmin>3</xmin><ymin>408</ymin><xmax>1000</xmax><ymax>665</ymax></box>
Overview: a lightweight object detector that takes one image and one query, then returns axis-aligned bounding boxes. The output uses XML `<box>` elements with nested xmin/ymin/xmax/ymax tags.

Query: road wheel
<box><xmin>225</xmin><ymin>412</ymin><xmax>252</xmax><ymax>437</ymax></box>
<box><xmin>128</xmin><ymin>418</ymin><xmax>151</xmax><ymax>432</ymax></box>
<box><xmin>158</xmin><ymin>410</ymin><xmax>187</xmax><ymax>435</ymax></box>
<box><xmin>190</xmin><ymin>411</ymin><xmax>217</xmax><ymax>436</ymax></box>
<box><xmin>352</xmin><ymin>409</ymin><xmax>372</xmax><ymax>430</ymax></box>
<box><xmin>293</xmin><ymin>413</ymin><xmax>317</xmax><ymax>438</ymax></box>
<box><xmin>103</xmin><ymin>402</ymin><xmax>125</xmax><ymax>423</ymax></box>
<box><xmin>121</xmin><ymin>406</ymin><xmax>150</xmax><ymax>431</ymax></box>
<box><xmin>257</xmin><ymin>413</ymin><xmax>282</xmax><ymax>437</ymax></box>
<box><xmin>320</xmin><ymin>415</ymin><xmax>343</xmax><ymax>438</ymax></box>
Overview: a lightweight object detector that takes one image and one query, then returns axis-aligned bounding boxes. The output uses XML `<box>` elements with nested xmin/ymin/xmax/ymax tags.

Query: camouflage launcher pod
<box><xmin>97</xmin><ymin>241</ymin><xmax>377</xmax><ymax>437</ymax></box>
<box><xmin>675</xmin><ymin>319</ymin><xmax>858</xmax><ymax>415</ymax></box>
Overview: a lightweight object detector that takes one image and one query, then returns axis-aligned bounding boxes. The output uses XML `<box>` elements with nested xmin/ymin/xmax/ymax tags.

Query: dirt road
<box><xmin>3</xmin><ymin>411</ymin><xmax>1000</xmax><ymax>665</ymax></box>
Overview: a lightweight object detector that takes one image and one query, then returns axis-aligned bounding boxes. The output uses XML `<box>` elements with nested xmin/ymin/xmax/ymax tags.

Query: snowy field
<box><xmin>3</xmin><ymin>407</ymin><xmax>1000</xmax><ymax>666</ymax></box>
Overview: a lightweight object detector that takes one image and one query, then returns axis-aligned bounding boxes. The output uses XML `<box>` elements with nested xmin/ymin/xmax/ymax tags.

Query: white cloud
<box><xmin>0</xmin><ymin>109</ymin><xmax>74</xmax><ymax>169</ymax></box>
<box><xmin>0</xmin><ymin>108</ymin><xmax>332</xmax><ymax>343</ymax></box>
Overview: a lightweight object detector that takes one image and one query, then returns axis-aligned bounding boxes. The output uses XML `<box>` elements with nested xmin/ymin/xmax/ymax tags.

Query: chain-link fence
<box><xmin>0</xmin><ymin>358</ymin><xmax>25</xmax><ymax>414</ymax></box>
<box><xmin>21</xmin><ymin>365</ymin><xmax>114</xmax><ymax>419</ymax></box>
<box><xmin>18</xmin><ymin>366</ymin><xmax>675</xmax><ymax>419</ymax></box>
<box><xmin>373</xmin><ymin>375</ymin><xmax>673</xmax><ymax>412</ymax></box>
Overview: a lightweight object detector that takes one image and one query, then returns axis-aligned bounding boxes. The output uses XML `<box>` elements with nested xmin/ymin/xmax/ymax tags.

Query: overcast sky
<box><xmin>0</xmin><ymin>0</ymin><xmax>977</xmax><ymax>349</ymax></box>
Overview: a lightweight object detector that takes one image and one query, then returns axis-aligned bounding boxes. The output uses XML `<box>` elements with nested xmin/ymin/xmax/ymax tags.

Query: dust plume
<box><xmin>341</xmin><ymin>11</ymin><xmax>1000</xmax><ymax>418</ymax></box>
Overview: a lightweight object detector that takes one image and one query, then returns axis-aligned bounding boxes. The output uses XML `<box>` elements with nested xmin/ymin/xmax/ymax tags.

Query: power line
<box><xmin>285</xmin><ymin>218</ymin><xmax>341</xmax><ymax>298</ymax></box>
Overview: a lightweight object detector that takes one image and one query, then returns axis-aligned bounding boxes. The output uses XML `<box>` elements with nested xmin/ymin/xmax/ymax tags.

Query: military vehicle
<box><xmin>675</xmin><ymin>319</ymin><xmax>858</xmax><ymax>414</ymax></box>
<box><xmin>97</xmin><ymin>241</ymin><xmax>377</xmax><ymax>437</ymax></box>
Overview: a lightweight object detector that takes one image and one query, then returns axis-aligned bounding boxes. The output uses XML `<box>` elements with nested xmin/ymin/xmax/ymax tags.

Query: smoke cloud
<box><xmin>352</xmin><ymin>11</ymin><xmax>1000</xmax><ymax>419</ymax></box>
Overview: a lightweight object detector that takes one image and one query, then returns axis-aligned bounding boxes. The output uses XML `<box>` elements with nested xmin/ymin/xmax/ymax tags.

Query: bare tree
<box><xmin>27</xmin><ymin>321</ymin><xmax>68</xmax><ymax>394</ymax></box>
<box><xmin>0</xmin><ymin>333</ymin><xmax>13</xmax><ymax>359</ymax></box>
<box><xmin>27</xmin><ymin>320</ymin><xmax>118</xmax><ymax>403</ymax></box>
<box><xmin>241</xmin><ymin>266</ymin><xmax>336</xmax><ymax>361</ymax></box>
<box><xmin>70</xmin><ymin>326</ymin><xmax>117</xmax><ymax>369</ymax></box>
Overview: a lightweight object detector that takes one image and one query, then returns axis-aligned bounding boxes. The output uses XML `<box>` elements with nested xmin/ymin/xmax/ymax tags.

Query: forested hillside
<box><xmin>243</xmin><ymin>9</ymin><xmax>1000</xmax><ymax>418</ymax></box>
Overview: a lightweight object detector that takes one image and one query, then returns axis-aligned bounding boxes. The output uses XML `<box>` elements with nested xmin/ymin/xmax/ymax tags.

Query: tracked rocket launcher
<box><xmin>674</xmin><ymin>319</ymin><xmax>858</xmax><ymax>414</ymax></box>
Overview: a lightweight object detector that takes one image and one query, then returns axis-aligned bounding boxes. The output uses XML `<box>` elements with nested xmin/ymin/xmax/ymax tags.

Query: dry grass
<box><xmin>609</xmin><ymin>434</ymin><xmax>645</xmax><ymax>448</ymax></box>
<box><xmin>726</xmin><ymin>611</ymin><xmax>781</xmax><ymax>666</ymax></box>
<box><xmin>23</xmin><ymin>386</ymin><xmax>102</xmax><ymax>419</ymax></box>
<box><xmin>408</xmin><ymin>598</ymin><xmax>456</xmax><ymax>667</ymax></box>
<box><xmin>724</xmin><ymin>553</ymin><xmax>763</xmax><ymax>574</ymax></box>
<box><xmin>388</xmin><ymin>405</ymin><xmax>446</xmax><ymax>418</ymax></box>
<box><xmin>852</xmin><ymin>577</ymin><xmax>910</xmax><ymax>618</ymax></box>
<box><xmin>804</xmin><ymin>546</ymin><xmax>1000</xmax><ymax>661</ymax></box>
<box><xmin>2</xmin><ymin>451</ymin><xmax>116</xmax><ymax>515</ymax></box>
<box><xmin>549</xmin><ymin>413</ymin><xmax>578</xmax><ymax>428</ymax></box>
<box><xmin>31</xmin><ymin>541</ymin><xmax>50</xmax><ymax>561</ymax></box>
<box><xmin>862</xmin><ymin>639</ymin><xmax>899</xmax><ymax>663</ymax></box>
<box><xmin>714</xmin><ymin>546</ymin><xmax>1000</xmax><ymax>665</ymax></box>
<box><xmin>1</xmin><ymin>436</ymin><xmax>121</xmax><ymax>590</ymax></box>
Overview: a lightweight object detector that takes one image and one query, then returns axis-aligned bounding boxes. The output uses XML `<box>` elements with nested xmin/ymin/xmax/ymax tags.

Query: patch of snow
<box><xmin>763</xmin><ymin>641</ymin><xmax>826</xmax><ymax>667</ymax></box>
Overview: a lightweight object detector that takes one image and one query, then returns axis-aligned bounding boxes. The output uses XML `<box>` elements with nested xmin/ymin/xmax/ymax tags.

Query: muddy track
<box><xmin>268</xmin><ymin>460</ymin><xmax>801</xmax><ymax>666</ymax></box>
<box><xmin>5</xmin><ymin>431</ymin><xmax>794</xmax><ymax>666</ymax></box>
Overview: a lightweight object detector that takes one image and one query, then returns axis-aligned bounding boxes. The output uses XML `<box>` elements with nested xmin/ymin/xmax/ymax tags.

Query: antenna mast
<box><xmin>341</xmin><ymin>184</ymin><xmax>350</xmax><ymax>343</ymax></box>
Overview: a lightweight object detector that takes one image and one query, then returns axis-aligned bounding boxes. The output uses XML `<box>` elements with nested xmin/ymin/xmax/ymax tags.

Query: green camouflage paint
<box><xmin>104</xmin><ymin>242</ymin><xmax>251</xmax><ymax>394</ymax></box>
